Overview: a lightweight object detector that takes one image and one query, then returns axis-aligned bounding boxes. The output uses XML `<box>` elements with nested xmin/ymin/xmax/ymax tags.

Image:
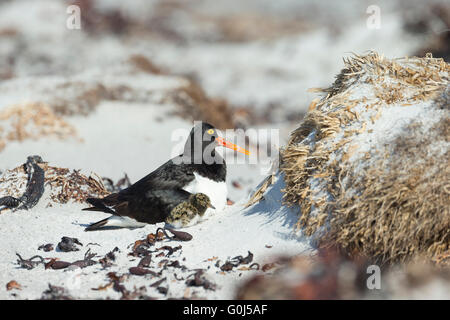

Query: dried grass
<box><xmin>322</xmin><ymin>118</ymin><xmax>450</xmax><ymax>264</ymax></box>
<box><xmin>277</xmin><ymin>52</ymin><xmax>450</xmax><ymax>264</ymax></box>
<box><xmin>171</xmin><ymin>81</ymin><xmax>235</xmax><ymax>129</ymax></box>
<box><xmin>50</xmin><ymin>82</ymin><xmax>109</xmax><ymax>116</ymax></box>
<box><xmin>128</xmin><ymin>54</ymin><xmax>164</xmax><ymax>75</ymax></box>
<box><xmin>0</xmin><ymin>103</ymin><xmax>78</xmax><ymax>152</ymax></box>
<box><xmin>245</xmin><ymin>174</ymin><xmax>276</xmax><ymax>207</ymax></box>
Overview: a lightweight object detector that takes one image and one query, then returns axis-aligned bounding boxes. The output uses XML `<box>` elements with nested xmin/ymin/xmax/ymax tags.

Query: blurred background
<box><xmin>0</xmin><ymin>0</ymin><xmax>449</xmax><ymax>200</ymax></box>
<box><xmin>0</xmin><ymin>0</ymin><xmax>449</xmax><ymax>300</ymax></box>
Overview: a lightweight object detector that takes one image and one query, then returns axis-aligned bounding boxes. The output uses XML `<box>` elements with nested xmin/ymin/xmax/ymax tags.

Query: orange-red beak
<box><xmin>216</xmin><ymin>137</ymin><xmax>250</xmax><ymax>155</ymax></box>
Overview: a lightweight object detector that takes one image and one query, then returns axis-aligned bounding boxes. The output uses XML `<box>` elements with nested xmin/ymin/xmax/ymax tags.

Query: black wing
<box><xmin>119</xmin><ymin>156</ymin><xmax>195</xmax><ymax>196</ymax></box>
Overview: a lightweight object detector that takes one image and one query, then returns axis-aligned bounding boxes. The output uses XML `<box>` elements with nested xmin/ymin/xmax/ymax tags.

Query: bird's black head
<box><xmin>183</xmin><ymin>122</ymin><xmax>219</xmax><ymax>164</ymax></box>
<box><xmin>182</xmin><ymin>122</ymin><xmax>249</xmax><ymax>164</ymax></box>
<box><xmin>192</xmin><ymin>122</ymin><xmax>219</xmax><ymax>149</ymax></box>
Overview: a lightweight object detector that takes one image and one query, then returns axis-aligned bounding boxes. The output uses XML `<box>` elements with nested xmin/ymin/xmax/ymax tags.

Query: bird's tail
<box><xmin>85</xmin><ymin>217</ymin><xmax>110</xmax><ymax>231</ymax></box>
<box><xmin>83</xmin><ymin>197</ymin><xmax>116</xmax><ymax>215</ymax></box>
<box><xmin>85</xmin><ymin>215</ymin><xmax>146</xmax><ymax>231</ymax></box>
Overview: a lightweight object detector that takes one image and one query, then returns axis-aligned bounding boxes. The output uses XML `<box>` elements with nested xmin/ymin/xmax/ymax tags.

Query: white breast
<box><xmin>182</xmin><ymin>172</ymin><xmax>227</xmax><ymax>212</ymax></box>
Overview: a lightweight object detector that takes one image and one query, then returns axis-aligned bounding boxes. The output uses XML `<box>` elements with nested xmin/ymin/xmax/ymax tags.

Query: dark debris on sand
<box><xmin>99</xmin><ymin>247</ymin><xmax>119</xmax><ymax>269</ymax></box>
<box><xmin>57</xmin><ymin>237</ymin><xmax>83</xmax><ymax>252</ymax></box>
<box><xmin>45</xmin><ymin>249</ymin><xmax>97</xmax><ymax>270</ymax></box>
<box><xmin>38</xmin><ymin>243</ymin><xmax>54</xmax><ymax>252</ymax></box>
<box><xmin>186</xmin><ymin>270</ymin><xmax>216</xmax><ymax>291</ymax></box>
<box><xmin>220</xmin><ymin>251</ymin><xmax>254</xmax><ymax>272</ymax></box>
<box><xmin>0</xmin><ymin>155</ymin><xmax>45</xmax><ymax>211</ymax></box>
<box><xmin>16</xmin><ymin>254</ymin><xmax>45</xmax><ymax>270</ymax></box>
<box><xmin>102</xmin><ymin>173</ymin><xmax>132</xmax><ymax>193</ymax></box>
<box><xmin>12</xmin><ymin>228</ymin><xmax>265</xmax><ymax>299</ymax></box>
<box><xmin>41</xmin><ymin>284</ymin><xmax>73</xmax><ymax>300</ymax></box>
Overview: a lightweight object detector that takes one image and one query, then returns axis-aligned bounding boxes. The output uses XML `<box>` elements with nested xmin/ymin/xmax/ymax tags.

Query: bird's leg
<box><xmin>155</xmin><ymin>227</ymin><xmax>172</xmax><ymax>239</ymax></box>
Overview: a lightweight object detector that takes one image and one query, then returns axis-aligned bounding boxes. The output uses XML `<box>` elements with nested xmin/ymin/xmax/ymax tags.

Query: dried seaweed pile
<box><xmin>170</xmin><ymin>81</ymin><xmax>236</xmax><ymax>129</ymax></box>
<box><xmin>0</xmin><ymin>58</ymin><xmax>237</xmax><ymax>136</ymax></box>
<box><xmin>0</xmin><ymin>166</ymin><xmax>28</xmax><ymax>201</ymax></box>
<box><xmin>275</xmin><ymin>52</ymin><xmax>449</xmax><ymax>264</ymax></box>
<box><xmin>45</xmin><ymin>166</ymin><xmax>110</xmax><ymax>204</ymax></box>
<box><xmin>0</xmin><ymin>103</ymin><xmax>78</xmax><ymax>152</ymax></box>
<box><xmin>0</xmin><ymin>161</ymin><xmax>109</xmax><ymax>207</ymax></box>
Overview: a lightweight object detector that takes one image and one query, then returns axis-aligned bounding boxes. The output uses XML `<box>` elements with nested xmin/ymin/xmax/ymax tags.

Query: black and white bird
<box><xmin>83</xmin><ymin>122</ymin><xmax>249</xmax><ymax>231</ymax></box>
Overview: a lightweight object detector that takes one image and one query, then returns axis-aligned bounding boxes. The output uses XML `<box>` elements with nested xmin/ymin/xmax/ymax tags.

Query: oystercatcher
<box><xmin>83</xmin><ymin>122</ymin><xmax>249</xmax><ymax>231</ymax></box>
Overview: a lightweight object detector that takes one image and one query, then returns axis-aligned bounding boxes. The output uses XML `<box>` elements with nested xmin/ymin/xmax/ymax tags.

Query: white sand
<box><xmin>0</xmin><ymin>0</ymin><xmax>442</xmax><ymax>300</ymax></box>
<box><xmin>0</xmin><ymin>163</ymin><xmax>311</xmax><ymax>299</ymax></box>
<box><xmin>0</xmin><ymin>96</ymin><xmax>311</xmax><ymax>299</ymax></box>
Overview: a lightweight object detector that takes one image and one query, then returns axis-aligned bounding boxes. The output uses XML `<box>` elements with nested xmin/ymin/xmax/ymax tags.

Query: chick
<box><xmin>165</xmin><ymin>193</ymin><xmax>214</xmax><ymax>228</ymax></box>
